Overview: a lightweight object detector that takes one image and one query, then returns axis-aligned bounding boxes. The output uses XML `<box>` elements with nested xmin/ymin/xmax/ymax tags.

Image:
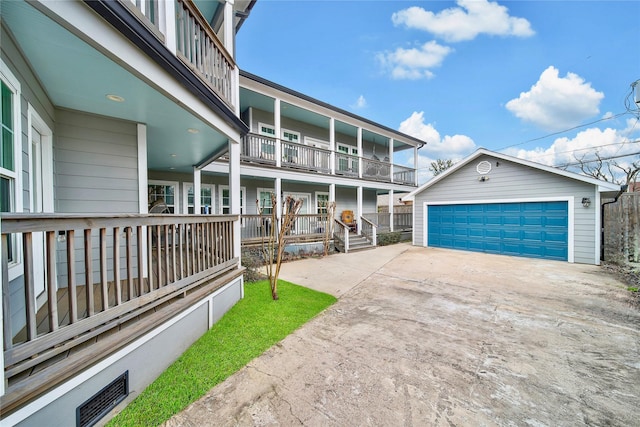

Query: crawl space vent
<box><xmin>77</xmin><ymin>371</ymin><xmax>129</xmax><ymax>427</ymax></box>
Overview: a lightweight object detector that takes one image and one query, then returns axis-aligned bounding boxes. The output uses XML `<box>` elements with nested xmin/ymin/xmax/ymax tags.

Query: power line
<box><xmin>556</xmin><ymin>151</ymin><xmax>640</xmax><ymax>168</ymax></box>
<box><xmin>496</xmin><ymin>111</ymin><xmax>631</xmax><ymax>151</ymax></box>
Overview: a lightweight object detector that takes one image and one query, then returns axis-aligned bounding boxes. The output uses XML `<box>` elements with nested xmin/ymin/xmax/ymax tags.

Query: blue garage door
<box><xmin>427</xmin><ymin>201</ymin><xmax>568</xmax><ymax>261</ymax></box>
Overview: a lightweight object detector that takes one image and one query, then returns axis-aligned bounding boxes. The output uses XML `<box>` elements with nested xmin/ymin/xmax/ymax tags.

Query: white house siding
<box><xmin>414</xmin><ymin>155</ymin><xmax>598</xmax><ymax>264</ymax></box>
<box><xmin>54</xmin><ymin>109</ymin><xmax>138</xmax><ymax>214</ymax></box>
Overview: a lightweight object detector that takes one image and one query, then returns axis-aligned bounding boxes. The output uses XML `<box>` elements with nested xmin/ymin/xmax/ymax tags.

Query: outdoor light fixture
<box><xmin>106</xmin><ymin>94</ymin><xmax>125</xmax><ymax>102</ymax></box>
<box><xmin>582</xmin><ymin>197</ymin><xmax>591</xmax><ymax>207</ymax></box>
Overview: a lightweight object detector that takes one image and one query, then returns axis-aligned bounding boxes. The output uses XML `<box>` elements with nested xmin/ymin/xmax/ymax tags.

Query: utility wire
<box><xmin>496</xmin><ymin>111</ymin><xmax>630</xmax><ymax>151</ymax></box>
<box><xmin>556</xmin><ymin>151</ymin><xmax>640</xmax><ymax>168</ymax></box>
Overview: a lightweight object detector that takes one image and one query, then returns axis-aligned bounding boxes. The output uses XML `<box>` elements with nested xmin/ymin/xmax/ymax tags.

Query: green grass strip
<box><xmin>108</xmin><ymin>280</ymin><xmax>336</xmax><ymax>426</ymax></box>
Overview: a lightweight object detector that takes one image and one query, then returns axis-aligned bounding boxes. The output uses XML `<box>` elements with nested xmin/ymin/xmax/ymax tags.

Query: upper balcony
<box><xmin>119</xmin><ymin>0</ymin><xmax>256</xmax><ymax>110</ymax></box>
<box><xmin>239</xmin><ymin>133</ymin><xmax>417</xmax><ymax>186</ymax></box>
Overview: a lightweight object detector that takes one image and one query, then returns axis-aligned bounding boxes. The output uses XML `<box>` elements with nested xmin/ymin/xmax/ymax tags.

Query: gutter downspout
<box><xmin>600</xmin><ymin>184</ymin><xmax>628</xmax><ymax>261</ymax></box>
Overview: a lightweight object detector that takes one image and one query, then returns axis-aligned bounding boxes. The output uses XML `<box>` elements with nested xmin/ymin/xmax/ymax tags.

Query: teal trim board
<box><xmin>427</xmin><ymin>201</ymin><xmax>568</xmax><ymax>261</ymax></box>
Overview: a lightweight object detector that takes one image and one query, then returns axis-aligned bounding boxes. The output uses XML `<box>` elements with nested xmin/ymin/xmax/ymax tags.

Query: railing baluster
<box><xmin>171</xmin><ymin>224</ymin><xmax>177</xmax><ymax>283</ymax></box>
<box><xmin>84</xmin><ymin>229</ymin><xmax>94</xmax><ymax>317</ymax></box>
<box><xmin>100</xmin><ymin>228</ymin><xmax>108</xmax><ymax>310</ymax></box>
<box><xmin>2</xmin><ymin>234</ymin><xmax>13</xmax><ymax>349</ymax></box>
<box><xmin>162</xmin><ymin>225</ymin><xmax>171</xmax><ymax>286</ymax></box>
<box><xmin>147</xmin><ymin>225</ymin><xmax>154</xmax><ymax>291</ymax></box>
<box><xmin>23</xmin><ymin>233</ymin><xmax>37</xmax><ymax>340</ymax></box>
<box><xmin>113</xmin><ymin>227</ymin><xmax>122</xmax><ymax>305</ymax></box>
<box><xmin>137</xmin><ymin>225</ymin><xmax>144</xmax><ymax>296</ymax></box>
<box><xmin>155</xmin><ymin>225</ymin><xmax>161</xmax><ymax>287</ymax></box>
<box><xmin>67</xmin><ymin>230</ymin><xmax>78</xmax><ymax>324</ymax></box>
<box><xmin>46</xmin><ymin>231</ymin><xmax>58</xmax><ymax>331</ymax></box>
<box><xmin>126</xmin><ymin>227</ymin><xmax>134</xmax><ymax>300</ymax></box>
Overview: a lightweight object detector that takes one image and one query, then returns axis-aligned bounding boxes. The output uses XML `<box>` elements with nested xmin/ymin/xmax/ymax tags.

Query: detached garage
<box><xmin>404</xmin><ymin>149</ymin><xmax>622</xmax><ymax>265</ymax></box>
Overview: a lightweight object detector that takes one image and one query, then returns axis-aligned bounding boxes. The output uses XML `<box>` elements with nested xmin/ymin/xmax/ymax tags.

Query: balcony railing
<box><xmin>176</xmin><ymin>0</ymin><xmax>235</xmax><ymax>108</ymax></box>
<box><xmin>1</xmin><ymin>213</ymin><xmax>238</xmax><ymax>410</ymax></box>
<box><xmin>393</xmin><ymin>164</ymin><xmax>416</xmax><ymax>185</ymax></box>
<box><xmin>362</xmin><ymin>157</ymin><xmax>391</xmax><ymax>181</ymax></box>
<box><xmin>281</xmin><ymin>141</ymin><xmax>331</xmax><ymax>174</ymax></box>
<box><xmin>238</xmin><ymin>133</ymin><xmax>416</xmax><ymax>185</ymax></box>
<box><xmin>241</xmin><ymin>134</ymin><xmax>277</xmax><ymax>165</ymax></box>
<box><xmin>240</xmin><ymin>214</ymin><xmax>329</xmax><ymax>244</ymax></box>
<box><xmin>363</xmin><ymin>212</ymin><xmax>413</xmax><ymax>232</ymax></box>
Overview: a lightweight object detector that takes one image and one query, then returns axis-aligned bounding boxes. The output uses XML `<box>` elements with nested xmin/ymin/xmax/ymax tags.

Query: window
<box><xmin>184</xmin><ymin>183</ymin><xmax>214</xmax><ymax>214</ymax></box>
<box><xmin>1</xmin><ymin>61</ymin><xmax>22</xmax><ymax>278</ymax></box>
<box><xmin>219</xmin><ymin>185</ymin><xmax>246</xmax><ymax>215</ymax></box>
<box><xmin>258</xmin><ymin>122</ymin><xmax>275</xmax><ymax>137</ymax></box>
<box><xmin>148</xmin><ymin>181</ymin><xmax>177</xmax><ymax>213</ymax></box>
<box><xmin>281</xmin><ymin>128</ymin><xmax>300</xmax><ymax>143</ymax></box>
<box><xmin>257</xmin><ymin>188</ymin><xmax>274</xmax><ymax>215</ymax></box>
<box><xmin>337</xmin><ymin>143</ymin><xmax>358</xmax><ymax>172</ymax></box>
<box><xmin>316</xmin><ymin>192</ymin><xmax>329</xmax><ymax>215</ymax></box>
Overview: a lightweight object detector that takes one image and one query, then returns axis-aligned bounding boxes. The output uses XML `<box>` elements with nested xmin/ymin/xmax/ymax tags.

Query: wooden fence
<box><xmin>603</xmin><ymin>193</ymin><xmax>640</xmax><ymax>264</ymax></box>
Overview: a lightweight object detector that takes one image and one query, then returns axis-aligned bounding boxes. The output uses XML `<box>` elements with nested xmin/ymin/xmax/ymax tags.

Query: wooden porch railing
<box><xmin>360</xmin><ymin>217</ymin><xmax>377</xmax><ymax>246</ymax></box>
<box><xmin>393</xmin><ymin>164</ymin><xmax>416</xmax><ymax>185</ymax></box>
<box><xmin>240</xmin><ymin>214</ymin><xmax>329</xmax><ymax>243</ymax></box>
<box><xmin>333</xmin><ymin>219</ymin><xmax>350</xmax><ymax>253</ymax></box>
<box><xmin>364</xmin><ymin>212</ymin><xmax>413</xmax><ymax>232</ymax></box>
<box><xmin>1</xmin><ymin>213</ymin><xmax>238</xmax><ymax>383</ymax></box>
<box><xmin>335</xmin><ymin>153</ymin><xmax>359</xmax><ymax>177</ymax></box>
<box><xmin>176</xmin><ymin>0</ymin><xmax>236</xmax><ymax>108</ymax></box>
<box><xmin>281</xmin><ymin>141</ymin><xmax>331</xmax><ymax>174</ymax></box>
<box><xmin>241</xmin><ymin>133</ymin><xmax>277</xmax><ymax>165</ymax></box>
<box><xmin>362</xmin><ymin>157</ymin><xmax>391</xmax><ymax>181</ymax></box>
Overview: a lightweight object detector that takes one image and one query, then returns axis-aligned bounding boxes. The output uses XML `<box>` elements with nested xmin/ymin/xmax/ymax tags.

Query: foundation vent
<box><xmin>77</xmin><ymin>371</ymin><xmax>129</xmax><ymax>427</ymax></box>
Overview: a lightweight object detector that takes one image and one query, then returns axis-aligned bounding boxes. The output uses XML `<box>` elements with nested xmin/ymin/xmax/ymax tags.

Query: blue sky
<box><xmin>236</xmin><ymin>0</ymin><xmax>640</xmax><ymax>183</ymax></box>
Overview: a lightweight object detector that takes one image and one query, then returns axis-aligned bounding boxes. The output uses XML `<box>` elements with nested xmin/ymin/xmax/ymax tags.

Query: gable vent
<box><xmin>77</xmin><ymin>371</ymin><xmax>129</xmax><ymax>427</ymax></box>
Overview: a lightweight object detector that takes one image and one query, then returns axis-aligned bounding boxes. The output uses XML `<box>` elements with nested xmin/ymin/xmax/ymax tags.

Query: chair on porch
<box><xmin>341</xmin><ymin>210</ymin><xmax>357</xmax><ymax>232</ymax></box>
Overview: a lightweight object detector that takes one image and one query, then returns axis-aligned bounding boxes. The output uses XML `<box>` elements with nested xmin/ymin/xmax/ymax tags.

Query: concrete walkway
<box><xmin>164</xmin><ymin>246</ymin><xmax>640</xmax><ymax>426</ymax></box>
<box><xmin>273</xmin><ymin>243</ymin><xmax>411</xmax><ymax>297</ymax></box>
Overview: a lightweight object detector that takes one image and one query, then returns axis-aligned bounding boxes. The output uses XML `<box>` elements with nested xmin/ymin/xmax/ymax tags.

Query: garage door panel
<box><xmin>428</xmin><ymin>202</ymin><xmax>568</xmax><ymax>261</ymax></box>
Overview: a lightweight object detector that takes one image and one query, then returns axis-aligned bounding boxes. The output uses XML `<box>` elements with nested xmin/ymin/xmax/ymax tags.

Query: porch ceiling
<box><xmin>2</xmin><ymin>1</ymin><xmax>229</xmax><ymax>173</ymax></box>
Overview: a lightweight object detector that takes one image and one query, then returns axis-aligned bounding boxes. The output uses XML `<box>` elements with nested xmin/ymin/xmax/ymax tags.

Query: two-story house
<box><xmin>1</xmin><ymin>1</ymin><xmax>254</xmax><ymax>425</ymax></box>
<box><xmin>1</xmin><ymin>0</ymin><xmax>425</xmax><ymax>425</ymax></box>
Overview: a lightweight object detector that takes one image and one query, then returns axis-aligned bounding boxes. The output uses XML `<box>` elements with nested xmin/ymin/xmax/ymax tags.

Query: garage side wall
<box><xmin>414</xmin><ymin>155</ymin><xmax>598</xmax><ymax>264</ymax></box>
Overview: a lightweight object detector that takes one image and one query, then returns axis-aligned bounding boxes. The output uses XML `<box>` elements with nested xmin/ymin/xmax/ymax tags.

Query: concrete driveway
<box><xmin>165</xmin><ymin>244</ymin><xmax>640</xmax><ymax>426</ymax></box>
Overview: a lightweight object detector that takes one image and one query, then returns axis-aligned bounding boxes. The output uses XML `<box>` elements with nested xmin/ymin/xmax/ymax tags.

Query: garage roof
<box><xmin>403</xmin><ymin>148</ymin><xmax>622</xmax><ymax>201</ymax></box>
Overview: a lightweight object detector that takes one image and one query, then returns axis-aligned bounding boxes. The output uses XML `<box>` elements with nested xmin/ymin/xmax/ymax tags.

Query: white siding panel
<box><xmin>415</xmin><ymin>155</ymin><xmax>598</xmax><ymax>264</ymax></box>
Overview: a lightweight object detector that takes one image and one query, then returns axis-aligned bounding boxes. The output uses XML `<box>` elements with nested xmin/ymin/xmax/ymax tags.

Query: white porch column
<box><xmin>389</xmin><ymin>138</ymin><xmax>394</xmax><ymax>183</ymax></box>
<box><xmin>275</xmin><ymin>98</ymin><xmax>281</xmax><ymax>168</ymax></box>
<box><xmin>388</xmin><ymin>190</ymin><xmax>394</xmax><ymax>232</ymax></box>
<box><xmin>229</xmin><ymin>138</ymin><xmax>241</xmax><ymax>263</ymax></box>
<box><xmin>275</xmin><ymin>177</ymin><xmax>282</xmax><ymax>221</ymax></box>
<box><xmin>414</xmin><ymin>145</ymin><xmax>419</xmax><ymax>186</ymax></box>
<box><xmin>357</xmin><ymin>186</ymin><xmax>363</xmax><ymax>233</ymax></box>
<box><xmin>357</xmin><ymin>127</ymin><xmax>363</xmax><ymax>179</ymax></box>
<box><xmin>193</xmin><ymin>167</ymin><xmax>202</xmax><ymax>214</ymax></box>
<box><xmin>223</xmin><ymin>0</ymin><xmax>234</xmax><ymax>55</ymax></box>
<box><xmin>137</xmin><ymin>124</ymin><xmax>149</xmax><ymax>280</ymax></box>
<box><xmin>161</xmin><ymin>1</ymin><xmax>177</xmax><ymax>54</ymax></box>
<box><xmin>329</xmin><ymin>118</ymin><xmax>335</xmax><ymax>174</ymax></box>
<box><xmin>329</xmin><ymin>183</ymin><xmax>336</xmax><ymax>205</ymax></box>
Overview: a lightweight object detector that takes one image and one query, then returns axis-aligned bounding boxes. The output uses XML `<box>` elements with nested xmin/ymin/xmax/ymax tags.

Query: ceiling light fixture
<box><xmin>106</xmin><ymin>94</ymin><xmax>125</xmax><ymax>102</ymax></box>
<box><xmin>187</xmin><ymin>128</ymin><xmax>200</xmax><ymax>134</ymax></box>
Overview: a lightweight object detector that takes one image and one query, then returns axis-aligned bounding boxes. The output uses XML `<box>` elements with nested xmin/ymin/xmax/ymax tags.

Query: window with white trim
<box><xmin>281</xmin><ymin>128</ymin><xmax>300</xmax><ymax>143</ymax></box>
<box><xmin>257</xmin><ymin>188</ymin><xmax>274</xmax><ymax>215</ymax></box>
<box><xmin>184</xmin><ymin>183</ymin><xmax>214</xmax><ymax>214</ymax></box>
<box><xmin>219</xmin><ymin>185</ymin><xmax>246</xmax><ymax>215</ymax></box>
<box><xmin>1</xmin><ymin>61</ymin><xmax>23</xmax><ymax>278</ymax></box>
<box><xmin>316</xmin><ymin>192</ymin><xmax>329</xmax><ymax>215</ymax></box>
<box><xmin>148</xmin><ymin>181</ymin><xmax>178</xmax><ymax>213</ymax></box>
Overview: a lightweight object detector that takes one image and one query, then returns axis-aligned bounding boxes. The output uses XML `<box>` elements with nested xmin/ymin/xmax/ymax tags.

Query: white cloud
<box><xmin>505</xmin><ymin>120</ymin><xmax>639</xmax><ymax>181</ymax></box>
<box><xmin>352</xmin><ymin>95</ymin><xmax>367</xmax><ymax>109</ymax></box>
<box><xmin>376</xmin><ymin>41</ymin><xmax>452</xmax><ymax>80</ymax></box>
<box><xmin>506</xmin><ymin>66</ymin><xmax>605</xmax><ymax>131</ymax></box>
<box><xmin>398</xmin><ymin>111</ymin><xmax>477</xmax><ymax>183</ymax></box>
<box><xmin>392</xmin><ymin>0</ymin><xmax>534</xmax><ymax>42</ymax></box>
<box><xmin>399</xmin><ymin>111</ymin><xmax>476</xmax><ymax>156</ymax></box>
